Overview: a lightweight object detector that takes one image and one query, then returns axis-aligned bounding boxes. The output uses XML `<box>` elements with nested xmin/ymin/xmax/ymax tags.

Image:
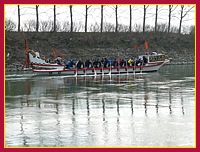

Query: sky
<box><xmin>5</xmin><ymin>4</ymin><xmax>195</xmax><ymax>32</ymax></box>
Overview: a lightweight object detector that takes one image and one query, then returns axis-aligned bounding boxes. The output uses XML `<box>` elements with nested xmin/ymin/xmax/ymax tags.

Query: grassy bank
<box><xmin>5</xmin><ymin>31</ymin><xmax>195</xmax><ymax>70</ymax></box>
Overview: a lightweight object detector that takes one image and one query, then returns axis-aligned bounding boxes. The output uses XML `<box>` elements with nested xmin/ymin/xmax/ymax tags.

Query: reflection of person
<box><xmin>144</xmin><ymin>94</ymin><xmax>148</xmax><ymax>114</ymax></box>
<box><xmin>144</xmin><ymin>94</ymin><xmax>148</xmax><ymax>103</ymax></box>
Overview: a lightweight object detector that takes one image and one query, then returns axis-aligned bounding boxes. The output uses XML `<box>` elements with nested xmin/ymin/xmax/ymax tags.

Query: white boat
<box><xmin>22</xmin><ymin>34</ymin><xmax>65</xmax><ymax>71</ymax></box>
<box><xmin>22</xmin><ymin>34</ymin><xmax>169</xmax><ymax>76</ymax></box>
<box><xmin>32</xmin><ymin>54</ymin><xmax>169</xmax><ymax>76</ymax></box>
<box><xmin>28</xmin><ymin>50</ymin><xmax>65</xmax><ymax>70</ymax></box>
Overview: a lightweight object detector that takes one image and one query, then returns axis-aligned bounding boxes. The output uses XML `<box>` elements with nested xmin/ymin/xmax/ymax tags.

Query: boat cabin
<box><xmin>139</xmin><ymin>53</ymin><xmax>168</xmax><ymax>63</ymax></box>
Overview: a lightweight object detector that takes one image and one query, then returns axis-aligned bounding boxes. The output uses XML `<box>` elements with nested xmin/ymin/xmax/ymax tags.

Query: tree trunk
<box><xmin>155</xmin><ymin>5</ymin><xmax>158</xmax><ymax>33</ymax></box>
<box><xmin>85</xmin><ymin>5</ymin><xmax>88</xmax><ymax>32</ymax></box>
<box><xmin>54</xmin><ymin>5</ymin><xmax>56</xmax><ymax>32</ymax></box>
<box><xmin>179</xmin><ymin>5</ymin><xmax>184</xmax><ymax>34</ymax></box>
<box><xmin>143</xmin><ymin>5</ymin><xmax>147</xmax><ymax>33</ymax></box>
<box><xmin>18</xmin><ymin>5</ymin><xmax>20</xmax><ymax>32</ymax></box>
<box><xmin>70</xmin><ymin>5</ymin><xmax>73</xmax><ymax>32</ymax></box>
<box><xmin>36</xmin><ymin>5</ymin><xmax>39</xmax><ymax>32</ymax></box>
<box><xmin>168</xmin><ymin>5</ymin><xmax>172</xmax><ymax>33</ymax></box>
<box><xmin>129</xmin><ymin>5</ymin><xmax>132</xmax><ymax>32</ymax></box>
<box><xmin>115</xmin><ymin>5</ymin><xmax>118</xmax><ymax>32</ymax></box>
<box><xmin>100</xmin><ymin>5</ymin><xmax>103</xmax><ymax>32</ymax></box>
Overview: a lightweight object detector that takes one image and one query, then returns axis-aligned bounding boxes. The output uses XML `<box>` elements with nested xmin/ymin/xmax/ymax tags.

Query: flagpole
<box><xmin>22</xmin><ymin>33</ymin><xmax>30</xmax><ymax>69</ymax></box>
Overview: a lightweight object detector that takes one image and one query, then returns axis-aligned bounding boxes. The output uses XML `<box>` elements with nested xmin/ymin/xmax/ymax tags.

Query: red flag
<box><xmin>53</xmin><ymin>50</ymin><xmax>57</xmax><ymax>58</ymax></box>
<box><xmin>144</xmin><ymin>41</ymin><xmax>148</xmax><ymax>50</ymax></box>
<box><xmin>134</xmin><ymin>45</ymin><xmax>138</xmax><ymax>49</ymax></box>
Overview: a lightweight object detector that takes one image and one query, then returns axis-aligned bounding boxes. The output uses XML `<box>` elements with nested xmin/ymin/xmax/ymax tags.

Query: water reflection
<box><xmin>5</xmin><ymin>65</ymin><xmax>195</xmax><ymax>146</ymax></box>
<box><xmin>19</xmin><ymin>76</ymin><xmax>187</xmax><ymax>116</ymax></box>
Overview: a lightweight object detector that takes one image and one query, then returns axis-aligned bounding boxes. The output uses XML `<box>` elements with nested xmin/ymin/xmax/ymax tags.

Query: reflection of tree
<box><xmin>144</xmin><ymin>94</ymin><xmax>148</xmax><ymax>114</ymax></box>
<box><xmin>102</xmin><ymin>98</ymin><xmax>105</xmax><ymax>121</ymax></box>
<box><xmin>117</xmin><ymin>98</ymin><xmax>120</xmax><ymax>116</ymax></box>
<box><xmin>155</xmin><ymin>87</ymin><xmax>159</xmax><ymax>113</ymax></box>
<box><xmin>25</xmin><ymin>79</ymin><xmax>30</xmax><ymax>106</ymax></box>
<box><xmin>169</xmin><ymin>87</ymin><xmax>172</xmax><ymax>114</ymax></box>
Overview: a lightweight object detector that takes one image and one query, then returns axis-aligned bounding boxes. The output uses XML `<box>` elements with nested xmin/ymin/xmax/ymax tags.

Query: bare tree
<box><xmin>167</xmin><ymin>5</ymin><xmax>178</xmax><ymax>33</ymax></box>
<box><xmin>70</xmin><ymin>5</ymin><xmax>73</xmax><ymax>32</ymax></box>
<box><xmin>85</xmin><ymin>5</ymin><xmax>91</xmax><ymax>32</ymax></box>
<box><xmin>104</xmin><ymin>22</ymin><xmax>115</xmax><ymax>32</ymax></box>
<box><xmin>129</xmin><ymin>5</ymin><xmax>132</xmax><ymax>32</ymax></box>
<box><xmin>115</xmin><ymin>5</ymin><xmax>118</xmax><ymax>32</ymax></box>
<box><xmin>18</xmin><ymin>5</ymin><xmax>20</xmax><ymax>32</ymax></box>
<box><xmin>143</xmin><ymin>5</ymin><xmax>149</xmax><ymax>33</ymax></box>
<box><xmin>155</xmin><ymin>5</ymin><xmax>158</xmax><ymax>33</ymax></box>
<box><xmin>134</xmin><ymin>23</ymin><xmax>142</xmax><ymax>32</ymax></box>
<box><xmin>61</xmin><ymin>21</ymin><xmax>70</xmax><ymax>32</ymax></box>
<box><xmin>100</xmin><ymin>5</ymin><xmax>104</xmax><ymax>32</ymax></box>
<box><xmin>189</xmin><ymin>25</ymin><xmax>195</xmax><ymax>35</ymax></box>
<box><xmin>168</xmin><ymin>5</ymin><xmax>172</xmax><ymax>33</ymax></box>
<box><xmin>74</xmin><ymin>21</ymin><xmax>84</xmax><ymax>32</ymax></box>
<box><xmin>178</xmin><ymin>5</ymin><xmax>194</xmax><ymax>34</ymax></box>
<box><xmin>157</xmin><ymin>23</ymin><xmax>168</xmax><ymax>32</ymax></box>
<box><xmin>24</xmin><ymin>19</ymin><xmax>36</xmax><ymax>31</ymax></box>
<box><xmin>36</xmin><ymin>5</ymin><xmax>39</xmax><ymax>32</ymax></box>
<box><xmin>54</xmin><ymin>5</ymin><xmax>56</xmax><ymax>32</ymax></box>
<box><xmin>90</xmin><ymin>22</ymin><xmax>100</xmax><ymax>32</ymax></box>
<box><xmin>85</xmin><ymin>5</ymin><xmax>88</xmax><ymax>32</ymax></box>
<box><xmin>178</xmin><ymin>5</ymin><xmax>184</xmax><ymax>34</ymax></box>
<box><xmin>40</xmin><ymin>20</ymin><xmax>54</xmax><ymax>32</ymax></box>
<box><xmin>5</xmin><ymin>19</ymin><xmax>16</xmax><ymax>31</ymax></box>
<box><xmin>118</xmin><ymin>24</ymin><xmax>129</xmax><ymax>32</ymax></box>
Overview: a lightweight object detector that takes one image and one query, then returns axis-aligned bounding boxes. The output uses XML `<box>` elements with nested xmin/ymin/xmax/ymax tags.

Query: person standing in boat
<box><xmin>103</xmin><ymin>58</ymin><xmax>108</xmax><ymax>68</ymax></box>
<box><xmin>151</xmin><ymin>51</ymin><xmax>158</xmax><ymax>61</ymax></box>
<box><xmin>108</xmin><ymin>58</ymin><xmax>113</xmax><ymax>67</ymax></box>
<box><xmin>143</xmin><ymin>56</ymin><xmax>148</xmax><ymax>65</ymax></box>
<box><xmin>85</xmin><ymin>59</ymin><xmax>91</xmax><ymax>68</ymax></box>
<box><xmin>112</xmin><ymin>59</ymin><xmax>117</xmax><ymax>67</ymax></box>
<box><xmin>66</xmin><ymin>59</ymin><xmax>74</xmax><ymax>69</ymax></box>
<box><xmin>55</xmin><ymin>56</ymin><xmax>62</xmax><ymax>64</ymax></box>
<box><xmin>128</xmin><ymin>58</ymin><xmax>133</xmax><ymax>66</ymax></box>
<box><xmin>76</xmin><ymin>60</ymin><xmax>83</xmax><ymax>69</ymax></box>
<box><xmin>118</xmin><ymin>58</ymin><xmax>122</xmax><ymax>67</ymax></box>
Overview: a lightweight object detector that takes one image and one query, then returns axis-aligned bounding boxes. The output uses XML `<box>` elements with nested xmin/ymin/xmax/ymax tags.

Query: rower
<box><xmin>66</xmin><ymin>60</ymin><xmax>71</xmax><ymax>69</ymax></box>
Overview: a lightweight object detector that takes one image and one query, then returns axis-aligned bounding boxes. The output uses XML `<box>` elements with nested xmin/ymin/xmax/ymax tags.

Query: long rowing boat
<box><xmin>23</xmin><ymin>35</ymin><xmax>169</xmax><ymax>76</ymax></box>
<box><xmin>32</xmin><ymin>55</ymin><xmax>169</xmax><ymax>76</ymax></box>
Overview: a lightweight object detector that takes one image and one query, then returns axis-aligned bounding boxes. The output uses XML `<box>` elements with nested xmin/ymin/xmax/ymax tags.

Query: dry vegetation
<box><xmin>5</xmin><ymin>31</ymin><xmax>195</xmax><ymax>69</ymax></box>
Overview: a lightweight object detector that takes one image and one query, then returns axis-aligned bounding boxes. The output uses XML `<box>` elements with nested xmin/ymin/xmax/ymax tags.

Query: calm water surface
<box><xmin>5</xmin><ymin>64</ymin><xmax>195</xmax><ymax>147</ymax></box>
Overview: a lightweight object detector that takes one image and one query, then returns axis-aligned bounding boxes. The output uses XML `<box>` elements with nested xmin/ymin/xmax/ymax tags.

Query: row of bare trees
<box><xmin>6</xmin><ymin>5</ymin><xmax>194</xmax><ymax>34</ymax></box>
<box><xmin>7</xmin><ymin>19</ymin><xmax>194</xmax><ymax>34</ymax></box>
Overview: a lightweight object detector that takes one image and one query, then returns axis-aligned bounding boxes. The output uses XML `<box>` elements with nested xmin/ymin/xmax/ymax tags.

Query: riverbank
<box><xmin>5</xmin><ymin>32</ymin><xmax>195</xmax><ymax>71</ymax></box>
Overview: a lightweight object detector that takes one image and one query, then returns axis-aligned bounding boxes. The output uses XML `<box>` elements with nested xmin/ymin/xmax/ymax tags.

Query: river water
<box><xmin>5</xmin><ymin>64</ymin><xmax>195</xmax><ymax>147</ymax></box>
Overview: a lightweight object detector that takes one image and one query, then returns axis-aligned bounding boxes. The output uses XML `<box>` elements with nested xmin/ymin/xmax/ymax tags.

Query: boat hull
<box><xmin>29</xmin><ymin>51</ymin><xmax>65</xmax><ymax>70</ymax></box>
<box><xmin>31</xmin><ymin>63</ymin><xmax>65</xmax><ymax>70</ymax></box>
<box><xmin>32</xmin><ymin>60</ymin><xmax>168</xmax><ymax>76</ymax></box>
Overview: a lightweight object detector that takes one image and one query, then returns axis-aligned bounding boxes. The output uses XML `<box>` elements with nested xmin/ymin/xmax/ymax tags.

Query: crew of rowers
<box><xmin>63</xmin><ymin>56</ymin><xmax>148</xmax><ymax>69</ymax></box>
